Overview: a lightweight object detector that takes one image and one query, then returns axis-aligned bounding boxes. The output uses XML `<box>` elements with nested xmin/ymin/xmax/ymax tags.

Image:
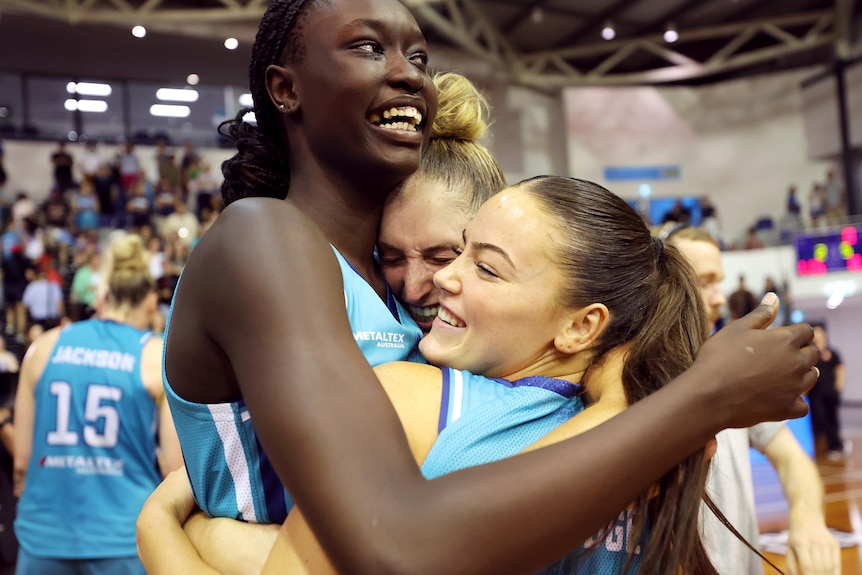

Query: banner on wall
<box><xmin>603</xmin><ymin>165</ymin><xmax>681</xmax><ymax>182</ymax></box>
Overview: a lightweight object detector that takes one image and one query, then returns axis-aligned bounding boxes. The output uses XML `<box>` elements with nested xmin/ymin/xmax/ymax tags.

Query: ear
<box><xmin>554</xmin><ymin>303</ymin><xmax>609</xmax><ymax>356</ymax></box>
<box><xmin>266</xmin><ymin>64</ymin><xmax>300</xmax><ymax>113</ymax></box>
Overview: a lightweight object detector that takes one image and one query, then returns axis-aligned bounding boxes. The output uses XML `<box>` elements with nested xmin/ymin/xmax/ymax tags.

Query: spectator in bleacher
<box><xmin>823</xmin><ymin>169</ymin><xmax>847</xmax><ymax>226</ymax></box>
<box><xmin>21</xmin><ymin>268</ymin><xmax>64</xmax><ymax>330</ymax></box>
<box><xmin>79</xmin><ymin>141</ymin><xmax>102</xmax><ymax>183</ymax></box>
<box><xmin>70</xmin><ymin>250</ymin><xmax>102</xmax><ymax>322</ymax></box>
<box><xmin>728</xmin><ymin>274</ymin><xmax>757</xmax><ymax>320</ymax></box>
<box><xmin>92</xmin><ymin>163</ymin><xmax>117</xmax><ymax>228</ymax></box>
<box><xmin>700</xmin><ymin>196</ymin><xmax>725</xmax><ymax>250</ymax></box>
<box><xmin>185</xmin><ymin>161</ymin><xmax>219</xmax><ymax>219</ymax></box>
<box><xmin>49</xmin><ymin>141</ymin><xmax>75</xmax><ymax>194</ymax></box>
<box><xmin>117</xmin><ymin>141</ymin><xmax>140</xmax><ymax>194</ymax></box>
<box><xmin>786</xmin><ymin>184</ymin><xmax>801</xmax><ymax>216</ymax></box>
<box><xmin>41</xmin><ymin>189</ymin><xmax>71</xmax><ymax>268</ymax></box>
<box><xmin>158</xmin><ymin>150</ymin><xmax>182</xmax><ymax>192</ymax></box>
<box><xmin>161</xmin><ymin>197</ymin><xmax>199</xmax><ymax>249</ymax></box>
<box><xmin>743</xmin><ymin>225</ymin><xmax>764</xmax><ymax>249</ymax></box>
<box><xmin>1</xmin><ymin>224</ymin><xmax>29</xmax><ymax>340</ymax></box>
<box><xmin>71</xmin><ymin>179</ymin><xmax>99</xmax><ymax>231</ymax></box>
<box><xmin>153</xmin><ymin>178</ymin><xmax>178</xmax><ymax>219</ymax></box>
<box><xmin>661</xmin><ymin>199</ymin><xmax>692</xmax><ymax>224</ymax></box>
<box><xmin>808</xmin><ymin>181</ymin><xmax>826</xmax><ymax>228</ymax></box>
<box><xmin>19</xmin><ymin>219</ymin><xmax>44</xmax><ymax>267</ymax></box>
<box><xmin>126</xmin><ymin>178</ymin><xmax>153</xmax><ymax>229</ymax></box>
<box><xmin>10</xmin><ymin>193</ymin><xmax>35</xmax><ymax>229</ymax></box>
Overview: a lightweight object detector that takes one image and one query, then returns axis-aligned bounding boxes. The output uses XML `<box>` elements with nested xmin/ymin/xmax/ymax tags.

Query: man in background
<box><xmin>660</xmin><ymin>224</ymin><xmax>840</xmax><ymax>575</ymax></box>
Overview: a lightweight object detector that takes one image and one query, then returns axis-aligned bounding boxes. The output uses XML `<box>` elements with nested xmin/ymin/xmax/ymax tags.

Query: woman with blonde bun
<box><xmin>379</xmin><ymin>71</ymin><xmax>507</xmax><ymax>333</ymax></box>
<box><xmin>12</xmin><ymin>234</ymin><xmax>182</xmax><ymax>575</ymax></box>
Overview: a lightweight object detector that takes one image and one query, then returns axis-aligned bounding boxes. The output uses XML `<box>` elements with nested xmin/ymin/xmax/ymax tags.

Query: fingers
<box><xmin>726</xmin><ymin>293</ymin><xmax>779</xmax><ymax>331</ymax></box>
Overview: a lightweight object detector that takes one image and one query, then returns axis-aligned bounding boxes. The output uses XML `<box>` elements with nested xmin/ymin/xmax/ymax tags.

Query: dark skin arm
<box><xmin>166</xmin><ymin>197</ymin><xmax>818</xmax><ymax>575</ymax></box>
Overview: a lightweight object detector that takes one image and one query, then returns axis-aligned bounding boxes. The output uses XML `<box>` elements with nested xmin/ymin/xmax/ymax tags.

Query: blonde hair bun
<box><xmin>431</xmin><ymin>72</ymin><xmax>491</xmax><ymax>142</ymax></box>
<box><xmin>110</xmin><ymin>234</ymin><xmax>149</xmax><ymax>275</ymax></box>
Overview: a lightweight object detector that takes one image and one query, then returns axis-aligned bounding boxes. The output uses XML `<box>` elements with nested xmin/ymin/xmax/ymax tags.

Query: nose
<box><xmin>401</xmin><ymin>261</ymin><xmax>435</xmax><ymax>305</ymax></box>
<box><xmin>388</xmin><ymin>53</ymin><xmax>426</xmax><ymax>93</ymax></box>
<box><xmin>707</xmin><ymin>284</ymin><xmax>726</xmax><ymax>310</ymax></box>
<box><xmin>433</xmin><ymin>258</ymin><xmax>462</xmax><ymax>296</ymax></box>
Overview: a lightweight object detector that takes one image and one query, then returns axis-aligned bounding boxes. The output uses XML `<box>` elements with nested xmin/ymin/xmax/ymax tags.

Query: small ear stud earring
<box><xmin>278</xmin><ymin>103</ymin><xmax>286</xmax><ymax>111</ymax></box>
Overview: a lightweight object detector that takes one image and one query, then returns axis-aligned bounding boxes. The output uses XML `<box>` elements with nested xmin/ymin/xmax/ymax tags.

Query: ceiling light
<box><xmin>238</xmin><ymin>93</ymin><xmax>254</xmax><ymax>107</ymax></box>
<box><xmin>530</xmin><ymin>7</ymin><xmax>544</xmax><ymax>24</ymax></box>
<box><xmin>132</xmin><ymin>25</ymin><xmax>147</xmax><ymax>38</ymax></box>
<box><xmin>64</xmin><ymin>99</ymin><xmax>108</xmax><ymax>113</ymax></box>
<box><xmin>601</xmin><ymin>21</ymin><xmax>616</xmax><ymax>41</ymax></box>
<box><xmin>664</xmin><ymin>24</ymin><xmax>679</xmax><ymax>43</ymax></box>
<box><xmin>150</xmin><ymin>104</ymin><xmax>191</xmax><ymax>118</ymax></box>
<box><xmin>156</xmin><ymin>88</ymin><xmax>199</xmax><ymax>103</ymax></box>
<box><xmin>224</xmin><ymin>37</ymin><xmax>239</xmax><ymax>50</ymax></box>
<box><xmin>186</xmin><ymin>74</ymin><xmax>200</xmax><ymax>86</ymax></box>
<box><xmin>66</xmin><ymin>82</ymin><xmax>112</xmax><ymax>97</ymax></box>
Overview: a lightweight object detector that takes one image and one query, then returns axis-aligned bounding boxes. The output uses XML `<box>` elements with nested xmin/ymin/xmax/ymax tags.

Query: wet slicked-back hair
<box><xmin>517</xmin><ymin>176</ymin><xmax>716</xmax><ymax>575</ymax></box>
<box><xmin>219</xmin><ymin>0</ymin><xmax>313</xmax><ymax>206</ymax></box>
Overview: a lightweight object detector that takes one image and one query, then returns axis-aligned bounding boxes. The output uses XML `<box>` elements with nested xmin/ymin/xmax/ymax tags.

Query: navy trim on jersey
<box><xmin>495</xmin><ymin>375</ymin><xmax>583</xmax><ymax>398</ymax></box>
<box><xmin>438</xmin><ymin>369</ymin><xmax>452</xmax><ymax>434</ymax></box>
<box><xmin>256</xmin><ymin>434</ymin><xmax>288</xmax><ymax>524</ymax></box>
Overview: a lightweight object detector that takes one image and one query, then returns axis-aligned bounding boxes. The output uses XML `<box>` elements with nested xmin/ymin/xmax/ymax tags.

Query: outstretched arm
<box><xmin>762</xmin><ymin>426</ymin><xmax>840</xmax><ymax>575</ymax></box>
<box><xmin>177</xmin><ymin>199</ymin><xmax>818</xmax><ymax>575</ymax></box>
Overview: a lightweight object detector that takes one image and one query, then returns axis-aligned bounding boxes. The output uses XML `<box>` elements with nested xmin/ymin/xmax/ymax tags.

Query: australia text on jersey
<box><xmin>50</xmin><ymin>345</ymin><xmax>137</xmax><ymax>373</ymax></box>
<box><xmin>38</xmin><ymin>455</ymin><xmax>125</xmax><ymax>476</ymax></box>
<box><xmin>353</xmin><ymin>331</ymin><xmax>407</xmax><ymax>349</ymax></box>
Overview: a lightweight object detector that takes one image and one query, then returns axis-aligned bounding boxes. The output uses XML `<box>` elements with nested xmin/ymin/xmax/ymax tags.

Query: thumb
<box><xmin>728</xmin><ymin>292</ymin><xmax>778</xmax><ymax>331</ymax></box>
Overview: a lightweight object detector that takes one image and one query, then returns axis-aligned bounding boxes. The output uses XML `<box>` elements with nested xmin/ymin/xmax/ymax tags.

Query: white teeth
<box><xmin>409</xmin><ymin>305</ymin><xmax>439</xmax><ymax>318</ymax></box>
<box><xmin>370</xmin><ymin>106</ymin><xmax>422</xmax><ymax>127</ymax></box>
<box><xmin>378</xmin><ymin>122</ymin><xmax>418</xmax><ymax>132</ymax></box>
<box><xmin>438</xmin><ymin>308</ymin><xmax>465</xmax><ymax>328</ymax></box>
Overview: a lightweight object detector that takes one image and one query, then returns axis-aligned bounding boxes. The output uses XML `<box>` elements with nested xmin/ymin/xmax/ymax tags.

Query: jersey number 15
<box><xmin>47</xmin><ymin>381</ymin><xmax>123</xmax><ymax>448</ymax></box>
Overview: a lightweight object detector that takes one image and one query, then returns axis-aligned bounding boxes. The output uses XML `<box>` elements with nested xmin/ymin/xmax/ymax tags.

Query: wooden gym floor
<box><xmin>756</xmin><ymin>408</ymin><xmax>862</xmax><ymax>574</ymax></box>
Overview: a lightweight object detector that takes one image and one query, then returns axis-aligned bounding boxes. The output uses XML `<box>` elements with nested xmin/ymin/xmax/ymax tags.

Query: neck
<box><xmin>581</xmin><ymin>345</ymin><xmax>630</xmax><ymax>409</ymax></box>
<box><xmin>100</xmin><ymin>305</ymin><xmax>151</xmax><ymax>331</ymax></box>
<box><xmin>287</xmin><ymin>153</ymin><xmax>404</xmax><ymax>289</ymax></box>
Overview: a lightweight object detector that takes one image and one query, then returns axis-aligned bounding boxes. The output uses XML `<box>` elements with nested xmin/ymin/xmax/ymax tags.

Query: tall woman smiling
<box><xmin>156</xmin><ymin>0</ymin><xmax>820</xmax><ymax>572</ymax></box>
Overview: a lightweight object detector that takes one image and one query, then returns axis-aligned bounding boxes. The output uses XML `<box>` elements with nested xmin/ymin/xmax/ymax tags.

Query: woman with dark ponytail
<box><xmin>148</xmin><ymin>0</ymin><xmax>820</xmax><ymax>572</ymax></box>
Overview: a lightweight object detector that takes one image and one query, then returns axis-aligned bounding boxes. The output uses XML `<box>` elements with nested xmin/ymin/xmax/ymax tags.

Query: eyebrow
<box><xmin>345</xmin><ymin>18</ymin><xmax>427</xmax><ymax>43</ymax></box>
<box><xmin>462</xmin><ymin>230</ymin><xmax>514</xmax><ymax>268</ymax></box>
<box><xmin>377</xmin><ymin>242</ymin><xmax>454</xmax><ymax>255</ymax></box>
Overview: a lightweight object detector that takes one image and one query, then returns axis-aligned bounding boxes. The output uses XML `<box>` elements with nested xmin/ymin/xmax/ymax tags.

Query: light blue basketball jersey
<box><xmin>15</xmin><ymin>319</ymin><xmax>162</xmax><ymax>559</ymax></box>
<box><xmin>165</xmin><ymin>246</ymin><xmax>424</xmax><ymax>524</ymax></box>
<box><xmin>421</xmin><ymin>369</ymin><xmax>645</xmax><ymax>574</ymax></box>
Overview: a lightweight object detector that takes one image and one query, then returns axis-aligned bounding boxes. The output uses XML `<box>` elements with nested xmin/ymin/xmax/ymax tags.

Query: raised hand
<box><xmin>696</xmin><ymin>293</ymin><xmax>819</xmax><ymax>430</ymax></box>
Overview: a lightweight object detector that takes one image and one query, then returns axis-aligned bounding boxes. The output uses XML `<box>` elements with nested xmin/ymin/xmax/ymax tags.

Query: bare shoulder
<box><xmin>373</xmin><ymin>362</ymin><xmax>443</xmax><ymax>463</ymax></box>
<box><xmin>21</xmin><ymin>326</ymin><xmax>64</xmax><ymax>389</ymax></box>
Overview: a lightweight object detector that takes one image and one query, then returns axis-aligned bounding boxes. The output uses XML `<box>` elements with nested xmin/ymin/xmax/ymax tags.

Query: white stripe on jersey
<box><xmin>451</xmin><ymin>369</ymin><xmax>464</xmax><ymax>423</ymax></box>
<box><xmin>208</xmin><ymin>404</ymin><xmax>257</xmax><ymax>523</ymax></box>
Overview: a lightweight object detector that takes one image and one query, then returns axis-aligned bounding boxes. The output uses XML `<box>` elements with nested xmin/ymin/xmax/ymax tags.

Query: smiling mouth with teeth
<box><xmin>369</xmin><ymin>106</ymin><xmax>423</xmax><ymax>132</ymax></box>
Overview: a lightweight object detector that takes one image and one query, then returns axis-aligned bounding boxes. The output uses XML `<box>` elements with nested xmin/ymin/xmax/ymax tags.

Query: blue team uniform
<box><xmin>15</xmin><ymin>319</ymin><xmax>161</xmax><ymax>566</ymax></box>
<box><xmin>165</xmin><ymin>246</ymin><xmax>424</xmax><ymax>523</ymax></box>
<box><xmin>421</xmin><ymin>368</ymin><xmax>645</xmax><ymax>575</ymax></box>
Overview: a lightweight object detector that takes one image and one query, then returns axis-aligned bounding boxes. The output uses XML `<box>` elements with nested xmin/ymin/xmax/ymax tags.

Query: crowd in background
<box><xmin>0</xmin><ymin>137</ymin><xmax>221</xmax><ymax>353</ymax></box>
<box><xmin>650</xmin><ymin>166</ymin><xmax>851</xmax><ymax>252</ymax></box>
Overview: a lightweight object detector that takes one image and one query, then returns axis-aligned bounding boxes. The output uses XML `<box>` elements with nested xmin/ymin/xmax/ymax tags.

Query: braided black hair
<box><xmin>219</xmin><ymin>0</ymin><xmax>312</xmax><ymax>206</ymax></box>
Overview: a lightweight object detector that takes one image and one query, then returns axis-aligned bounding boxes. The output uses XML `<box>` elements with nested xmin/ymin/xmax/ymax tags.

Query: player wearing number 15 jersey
<box><xmin>13</xmin><ymin>235</ymin><xmax>182</xmax><ymax>575</ymax></box>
